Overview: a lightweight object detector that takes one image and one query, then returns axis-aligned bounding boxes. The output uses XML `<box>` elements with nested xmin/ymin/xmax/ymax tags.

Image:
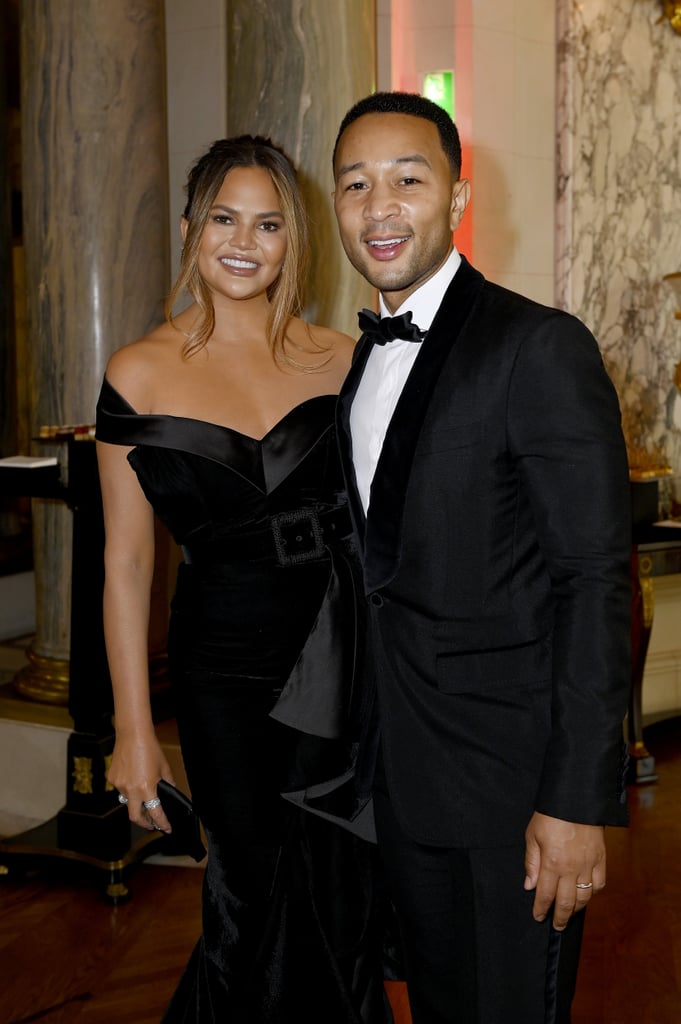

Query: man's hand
<box><xmin>524</xmin><ymin>812</ymin><xmax>606</xmax><ymax>930</ymax></box>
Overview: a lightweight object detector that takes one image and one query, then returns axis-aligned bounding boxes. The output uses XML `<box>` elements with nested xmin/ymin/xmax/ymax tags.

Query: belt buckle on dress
<box><xmin>271</xmin><ymin>509</ymin><xmax>326</xmax><ymax>566</ymax></box>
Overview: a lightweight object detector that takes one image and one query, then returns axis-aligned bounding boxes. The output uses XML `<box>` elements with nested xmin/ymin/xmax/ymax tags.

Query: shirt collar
<box><xmin>378</xmin><ymin>247</ymin><xmax>461</xmax><ymax>331</ymax></box>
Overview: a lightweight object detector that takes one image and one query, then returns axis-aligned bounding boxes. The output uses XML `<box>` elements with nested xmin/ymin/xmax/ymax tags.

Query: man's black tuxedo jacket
<box><xmin>337</xmin><ymin>257</ymin><xmax>631</xmax><ymax>848</ymax></box>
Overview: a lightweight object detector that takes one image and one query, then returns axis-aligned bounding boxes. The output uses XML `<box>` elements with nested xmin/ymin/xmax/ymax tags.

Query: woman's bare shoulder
<box><xmin>301</xmin><ymin>322</ymin><xmax>357</xmax><ymax>370</ymax></box>
<box><xmin>105</xmin><ymin>322</ymin><xmax>184</xmax><ymax>410</ymax></box>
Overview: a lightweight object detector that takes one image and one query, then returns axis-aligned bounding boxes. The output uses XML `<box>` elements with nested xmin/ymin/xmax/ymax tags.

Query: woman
<box><xmin>96</xmin><ymin>136</ymin><xmax>388</xmax><ymax>1022</ymax></box>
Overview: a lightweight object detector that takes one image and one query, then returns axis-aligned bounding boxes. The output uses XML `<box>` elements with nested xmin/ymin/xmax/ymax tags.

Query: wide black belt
<box><xmin>182</xmin><ymin>505</ymin><xmax>353</xmax><ymax>568</ymax></box>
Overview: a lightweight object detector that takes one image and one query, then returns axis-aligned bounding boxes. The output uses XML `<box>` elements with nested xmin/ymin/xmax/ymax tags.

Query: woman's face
<box><xmin>192</xmin><ymin>165</ymin><xmax>288</xmax><ymax>305</ymax></box>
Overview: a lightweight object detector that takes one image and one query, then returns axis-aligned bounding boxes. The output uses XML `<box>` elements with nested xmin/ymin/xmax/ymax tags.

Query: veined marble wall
<box><xmin>557</xmin><ymin>0</ymin><xmax>681</xmax><ymax>473</ymax></box>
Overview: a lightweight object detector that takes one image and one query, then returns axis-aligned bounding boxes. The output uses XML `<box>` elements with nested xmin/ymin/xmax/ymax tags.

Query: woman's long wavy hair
<box><xmin>166</xmin><ymin>135</ymin><xmax>311</xmax><ymax>363</ymax></box>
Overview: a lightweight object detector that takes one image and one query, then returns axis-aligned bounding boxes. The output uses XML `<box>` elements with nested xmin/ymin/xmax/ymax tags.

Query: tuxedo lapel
<box><xmin>364</xmin><ymin>257</ymin><xmax>485</xmax><ymax>592</ymax></box>
<box><xmin>337</xmin><ymin>335</ymin><xmax>373</xmax><ymax>553</ymax></box>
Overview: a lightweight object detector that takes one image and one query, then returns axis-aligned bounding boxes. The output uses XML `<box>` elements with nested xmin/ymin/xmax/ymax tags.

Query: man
<box><xmin>331</xmin><ymin>91</ymin><xmax>631</xmax><ymax>1023</ymax></box>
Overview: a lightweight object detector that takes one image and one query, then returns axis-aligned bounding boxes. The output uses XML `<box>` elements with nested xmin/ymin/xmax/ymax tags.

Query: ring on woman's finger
<box><xmin>576</xmin><ymin>882</ymin><xmax>593</xmax><ymax>890</ymax></box>
<box><xmin>118</xmin><ymin>793</ymin><xmax>128</xmax><ymax>805</ymax></box>
<box><xmin>143</xmin><ymin>797</ymin><xmax>161</xmax><ymax>810</ymax></box>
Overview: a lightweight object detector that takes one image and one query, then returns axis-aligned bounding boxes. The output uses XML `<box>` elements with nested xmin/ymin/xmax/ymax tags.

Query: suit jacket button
<box><xmin>370</xmin><ymin>592</ymin><xmax>384</xmax><ymax>607</ymax></box>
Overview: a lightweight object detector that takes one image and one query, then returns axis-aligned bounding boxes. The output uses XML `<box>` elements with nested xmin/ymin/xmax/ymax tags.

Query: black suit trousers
<box><xmin>374</xmin><ymin>785</ymin><xmax>585</xmax><ymax>1024</ymax></box>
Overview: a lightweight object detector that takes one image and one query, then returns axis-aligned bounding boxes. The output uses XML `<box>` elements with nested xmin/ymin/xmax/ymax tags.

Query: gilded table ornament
<box><xmin>71</xmin><ymin>756</ymin><xmax>94</xmax><ymax>795</ymax></box>
<box><xmin>658</xmin><ymin>1</ymin><xmax>681</xmax><ymax>34</ymax></box>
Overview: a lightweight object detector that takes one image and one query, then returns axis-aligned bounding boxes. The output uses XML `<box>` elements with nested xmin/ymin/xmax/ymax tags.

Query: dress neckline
<box><xmin>102</xmin><ymin>376</ymin><xmax>337</xmax><ymax>445</ymax></box>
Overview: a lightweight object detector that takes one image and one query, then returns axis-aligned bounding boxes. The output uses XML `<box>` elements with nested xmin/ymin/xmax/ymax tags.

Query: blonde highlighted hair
<box><xmin>166</xmin><ymin>135</ymin><xmax>310</xmax><ymax>362</ymax></box>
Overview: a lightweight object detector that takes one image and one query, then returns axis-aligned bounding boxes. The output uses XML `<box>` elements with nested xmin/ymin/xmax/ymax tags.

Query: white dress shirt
<box><xmin>350</xmin><ymin>247</ymin><xmax>462</xmax><ymax>514</ymax></box>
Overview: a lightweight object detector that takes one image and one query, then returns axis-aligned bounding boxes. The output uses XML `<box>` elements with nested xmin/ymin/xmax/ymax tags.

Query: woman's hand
<box><xmin>109</xmin><ymin>729</ymin><xmax>176</xmax><ymax>833</ymax></box>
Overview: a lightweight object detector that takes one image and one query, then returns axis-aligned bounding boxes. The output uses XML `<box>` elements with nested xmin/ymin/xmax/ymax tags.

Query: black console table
<box><xmin>0</xmin><ymin>441</ymin><xmax>182</xmax><ymax>900</ymax></box>
<box><xmin>629</xmin><ymin>518</ymin><xmax>681</xmax><ymax>784</ymax></box>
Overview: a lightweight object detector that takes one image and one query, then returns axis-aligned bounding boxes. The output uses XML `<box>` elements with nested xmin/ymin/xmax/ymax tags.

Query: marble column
<box><xmin>16</xmin><ymin>0</ymin><xmax>169</xmax><ymax>703</ymax></box>
<box><xmin>226</xmin><ymin>0</ymin><xmax>376</xmax><ymax>336</ymax></box>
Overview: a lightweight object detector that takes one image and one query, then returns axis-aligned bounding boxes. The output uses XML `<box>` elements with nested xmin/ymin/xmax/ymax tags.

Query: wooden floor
<box><xmin>1</xmin><ymin>716</ymin><xmax>680</xmax><ymax>1024</ymax></box>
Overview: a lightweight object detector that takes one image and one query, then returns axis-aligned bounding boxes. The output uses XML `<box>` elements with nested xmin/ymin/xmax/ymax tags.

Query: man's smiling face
<box><xmin>333</xmin><ymin>112</ymin><xmax>469</xmax><ymax>312</ymax></box>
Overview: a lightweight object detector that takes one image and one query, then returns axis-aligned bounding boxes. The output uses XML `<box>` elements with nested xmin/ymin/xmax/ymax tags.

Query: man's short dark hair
<box><xmin>333</xmin><ymin>91</ymin><xmax>462</xmax><ymax>178</ymax></box>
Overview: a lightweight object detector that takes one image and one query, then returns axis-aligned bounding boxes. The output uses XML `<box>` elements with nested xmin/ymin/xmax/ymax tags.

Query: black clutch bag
<box><xmin>157</xmin><ymin>779</ymin><xmax>206</xmax><ymax>862</ymax></box>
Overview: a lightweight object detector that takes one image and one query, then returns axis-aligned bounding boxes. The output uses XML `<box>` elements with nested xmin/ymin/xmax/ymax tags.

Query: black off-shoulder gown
<box><xmin>96</xmin><ymin>378</ymin><xmax>389</xmax><ymax>1024</ymax></box>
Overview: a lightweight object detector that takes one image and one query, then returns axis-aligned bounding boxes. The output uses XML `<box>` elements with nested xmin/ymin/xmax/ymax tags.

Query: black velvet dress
<box><xmin>95</xmin><ymin>378</ymin><xmax>390</xmax><ymax>1024</ymax></box>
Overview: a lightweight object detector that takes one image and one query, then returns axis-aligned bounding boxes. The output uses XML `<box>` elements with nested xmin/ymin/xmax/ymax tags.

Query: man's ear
<box><xmin>450</xmin><ymin>179</ymin><xmax>470</xmax><ymax>231</ymax></box>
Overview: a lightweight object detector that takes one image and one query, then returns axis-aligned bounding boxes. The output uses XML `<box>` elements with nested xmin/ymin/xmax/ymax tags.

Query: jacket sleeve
<box><xmin>507</xmin><ymin>310</ymin><xmax>630</xmax><ymax>825</ymax></box>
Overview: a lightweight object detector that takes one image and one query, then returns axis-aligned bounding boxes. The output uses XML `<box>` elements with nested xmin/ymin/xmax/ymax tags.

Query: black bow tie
<box><xmin>357</xmin><ymin>308</ymin><xmax>426</xmax><ymax>345</ymax></box>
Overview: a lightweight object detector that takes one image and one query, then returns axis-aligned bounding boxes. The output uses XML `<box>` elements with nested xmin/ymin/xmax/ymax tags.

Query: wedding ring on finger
<box><xmin>143</xmin><ymin>797</ymin><xmax>161</xmax><ymax>811</ymax></box>
<box><xmin>118</xmin><ymin>793</ymin><xmax>128</xmax><ymax>805</ymax></box>
<box><xmin>576</xmin><ymin>882</ymin><xmax>593</xmax><ymax>890</ymax></box>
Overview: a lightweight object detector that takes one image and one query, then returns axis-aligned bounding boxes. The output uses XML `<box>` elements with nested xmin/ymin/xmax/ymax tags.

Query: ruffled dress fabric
<box><xmin>95</xmin><ymin>378</ymin><xmax>390</xmax><ymax>1023</ymax></box>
